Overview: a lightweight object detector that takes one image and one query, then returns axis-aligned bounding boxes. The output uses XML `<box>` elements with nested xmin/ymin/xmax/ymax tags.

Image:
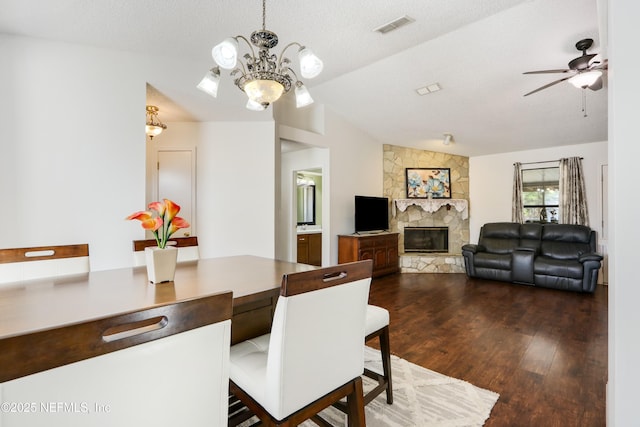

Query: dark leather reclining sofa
<box><xmin>461</xmin><ymin>222</ymin><xmax>603</xmax><ymax>293</ymax></box>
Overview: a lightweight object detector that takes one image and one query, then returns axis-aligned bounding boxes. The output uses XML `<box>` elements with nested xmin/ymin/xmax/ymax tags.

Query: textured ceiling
<box><xmin>0</xmin><ymin>0</ymin><xmax>608</xmax><ymax>156</ymax></box>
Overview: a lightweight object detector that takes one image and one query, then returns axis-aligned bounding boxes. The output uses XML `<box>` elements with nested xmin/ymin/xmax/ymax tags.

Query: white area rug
<box><xmin>238</xmin><ymin>346</ymin><xmax>499</xmax><ymax>426</ymax></box>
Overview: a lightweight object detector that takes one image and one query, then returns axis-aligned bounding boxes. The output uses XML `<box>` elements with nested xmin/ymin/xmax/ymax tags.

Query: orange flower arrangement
<box><xmin>126</xmin><ymin>199</ymin><xmax>190</xmax><ymax>249</ymax></box>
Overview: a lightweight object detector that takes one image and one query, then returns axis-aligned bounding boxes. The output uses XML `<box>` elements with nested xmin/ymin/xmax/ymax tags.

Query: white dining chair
<box><xmin>228</xmin><ymin>260</ymin><xmax>373</xmax><ymax>427</ymax></box>
<box><xmin>132</xmin><ymin>236</ymin><xmax>199</xmax><ymax>266</ymax></box>
<box><xmin>0</xmin><ymin>291</ymin><xmax>233</xmax><ymax>427</ymax></box>
<box><xmin>0</xmin><ymin>244</ymin><xmax>90</xmax><ymax>285</ymax></box>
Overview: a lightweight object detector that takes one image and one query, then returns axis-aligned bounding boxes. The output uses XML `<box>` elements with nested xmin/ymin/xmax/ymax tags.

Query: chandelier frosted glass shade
<box><xmin>212</xmin><ymin>38</ymin><xmax>239</xmax><ymax>70</ymax></box>
<box><xmin>568</xmin><ymin>70</ymin><xmax>602</xmax><ymax>88</ymax></box>
<box><xmin>202</xmin><ymin>0</ymin><xmax>322</xmax><ymax>110</ymax></box>
<box><xmin>298</xmin><ymin>47</ymin><xmax>323</xmax><ymax>79</ymax></box>
<box><xmin>145</xmin><ymin>124</ymin><xmax>164</xmax><ymax>138</ymax></box>
<box><xmin>197</xmin><ymin>68</ymin><xmax>221</xmax><ymax>97</ymax></box>
<box><xmin>294</xmin><ymin>83</ymin><xmax>313</xmax><ymax>108</ymax></box>
<box><xmin>246</xmin><ymin>98</ymin><xmax>267</xmax><ymax>111</ymax></box>
<box><xmin>244</xmin><ymin>79</ymin><xmax>285</xmax><ymax>104</ymax></box>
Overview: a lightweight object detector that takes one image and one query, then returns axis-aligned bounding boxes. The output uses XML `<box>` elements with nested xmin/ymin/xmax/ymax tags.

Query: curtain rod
<box><xmin>514</xmin><ymin>157</ymin><xmax>583</xmax><ymax>166</ymax></box>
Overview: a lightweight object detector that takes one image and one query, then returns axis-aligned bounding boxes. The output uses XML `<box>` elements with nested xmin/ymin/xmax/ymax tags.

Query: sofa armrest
<box><xmin>579</xmin><ymin>253</ymin><xmax>603</xmax><ymax>263</ymax></box>
<box><xmin>461</xmin><ymin>244</ymin><xmax>485</xmax><ymax>254</ymax></box>
<box><xmin>461</xmin><ymin>244</ymin><xmax>484</xmax><ymax>278</ymax></box>
<box><xmin>515</xmin><ymin>246</ymin><xmax>539</xmax><ymax>255</ymax></box>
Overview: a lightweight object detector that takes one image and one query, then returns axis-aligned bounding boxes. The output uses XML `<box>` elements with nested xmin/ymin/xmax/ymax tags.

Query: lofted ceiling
<box><xmin>0</xmin><ymin>0</ymin><xmax>607</xmax><ymax>157</ymax></box>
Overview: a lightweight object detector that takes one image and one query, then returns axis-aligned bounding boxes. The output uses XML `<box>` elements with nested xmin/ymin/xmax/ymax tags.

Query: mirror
<box><xmin>297</xmin><ymin>184</ymin><xmax>316</xmax><ymax>225</ymax></box>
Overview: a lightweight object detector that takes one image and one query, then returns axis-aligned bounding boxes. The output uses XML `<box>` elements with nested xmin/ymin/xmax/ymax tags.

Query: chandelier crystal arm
<box><xmin>235</xmin><ymin>35</ymin><xmax>258</xmax><ymax>61</ymax></box>
<box><xmin>276</xmin><ymin>41</ymin><xmax>303</xmax><ymax>67</ymax></box>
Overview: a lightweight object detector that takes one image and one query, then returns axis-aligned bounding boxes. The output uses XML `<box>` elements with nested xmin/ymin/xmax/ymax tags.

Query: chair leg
<box><xmin>363</xmin><ymin>325</ymin><xmax>393</xmax><ymax>404</ymax></box>
<box><xmin>346</xmin><ymin>376</ymin><xmax>366</xmax><ymax>427</ymax></box>
<box><xmin>378</xmin><ymin>325</ymin><xmax>393</xmax><ymax>404</ymax></box>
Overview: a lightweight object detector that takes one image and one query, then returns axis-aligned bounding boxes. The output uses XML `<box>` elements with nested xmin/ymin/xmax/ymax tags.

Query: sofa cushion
<box><xmin>540</xmin><ymin>224</ymin><xmax>593</xmax><ymax>260</ymax></box>
<box><xmin>479</xmin><ymin>223</ymin><xmax>521</xmax><ymax>254</ymax></box>
<box><xmin>474</xmin><ymin>252</ymin><xmax>511</xmax><ymax>270</ymax></box>
<box><xmin>534</xmin><ymin>256</ymin><xmax>584</xmax><ymax>279</ymax></box>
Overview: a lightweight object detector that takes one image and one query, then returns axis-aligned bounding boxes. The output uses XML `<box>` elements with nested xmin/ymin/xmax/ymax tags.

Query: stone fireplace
<box><xmin>404</xmin><ymin>226</ymin><xmax>449</xmax><ymax>253</ymax></box>
<box><xmin>382</xmin><ymin>144</ymin><xmax>470</xmax><ymax>273</ymax></box>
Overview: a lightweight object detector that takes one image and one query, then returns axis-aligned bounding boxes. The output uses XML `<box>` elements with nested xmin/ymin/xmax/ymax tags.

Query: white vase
<box><xmin>144</xmin><ymin>246</ymin><xmax>178</xmax><ymax>284</ymax></box>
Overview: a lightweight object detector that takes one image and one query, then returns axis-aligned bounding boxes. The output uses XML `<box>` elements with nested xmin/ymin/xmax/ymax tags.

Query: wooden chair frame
<box><xmin>0</xmin><ymin>244</ymin><xmax>90</xmax><ymax>284</ymax></box>
<box><xmin>132</xmin><ymin>236</ymin><xmax>198</xmax><ymax>252</ymax></box>
<box><xmin>0</xmin><ymin>244</ymin><xmax>89</xmax><ymax>264</ymax></box>
<box><xmin>228</xmin><ymin>261</ymin><xmax>372</xmax><ymax>427</ymax></box>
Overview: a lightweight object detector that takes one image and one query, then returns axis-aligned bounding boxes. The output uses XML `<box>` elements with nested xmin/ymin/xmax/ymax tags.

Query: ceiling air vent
<box><xmin>373</xmin><ymin>15</ymin><xmax>415</xmax><ymax>34</ymax></box>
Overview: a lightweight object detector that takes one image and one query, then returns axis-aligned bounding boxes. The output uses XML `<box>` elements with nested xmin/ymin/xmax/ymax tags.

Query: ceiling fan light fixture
<box><xmin>568</xmin><ymin>70</ymin><xmax>602</xmax><ymax>89</ymax></box>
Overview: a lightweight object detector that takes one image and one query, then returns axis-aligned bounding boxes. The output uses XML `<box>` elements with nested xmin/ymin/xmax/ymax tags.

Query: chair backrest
<box><xmin>0</xmin><ymin>244</ymin><xmax>89</xmax><ymax>284</ymax></box>
<box><xmin>265</xmin><ymin>260</ymin><xmax>373</xmax><ymax>420</ymax></box>
<box><xmin>0</xmin><ymin>291</ymin><xmax>233</xmax><ymax>426</ymax></box>
<box><xmin>132</xmin><ymin>236</ymin><xmax>199</xmax><ymax>266</ymax></box>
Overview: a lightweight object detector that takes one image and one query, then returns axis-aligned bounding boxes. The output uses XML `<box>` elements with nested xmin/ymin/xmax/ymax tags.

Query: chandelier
<box><xmin>145</xmin><ymin>105</ymin><xmax>167</xmax><ymax>140</ymax></box>
<box><xmin>197</xmin><ymin>0</ymin><xmax>323</xmax><ymax>111</ymax></box>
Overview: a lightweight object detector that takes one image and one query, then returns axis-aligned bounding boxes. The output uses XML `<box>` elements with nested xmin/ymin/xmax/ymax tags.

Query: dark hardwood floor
<box><xmin>367</xmin><ymin>273</ymin><xmax>608</xmax><ymax>427</ymax></box>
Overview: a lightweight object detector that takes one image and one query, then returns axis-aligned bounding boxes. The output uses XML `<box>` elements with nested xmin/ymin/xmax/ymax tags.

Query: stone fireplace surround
<box><xmin>393</xmin><ymin>200</ymin><xmax>466</xmax><ymax>273</ymax></box>
<box><xmin>383</xmin><ymin>144</ymin><xmax>469</xmax><ymax>273</ymax></box>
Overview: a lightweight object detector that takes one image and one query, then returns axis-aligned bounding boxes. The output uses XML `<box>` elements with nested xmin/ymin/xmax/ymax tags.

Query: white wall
<box><xmin>148</xmin><ymin>121</ymin><xmax>276</xmax><ymax>260</ymax></box>
<box><xmin>0</xmin><ymin>35</ymin><xmax>146</xmax><ymax>271</ymax></box>
<box><xmin>197</xmin><ymin>121</ymin><xmax>275</xmax><ymax>259</ymax></box>
<box><xmin>609</xmin><ymin>0</ymin><xmax>640</xmax><ymax>424</ymax></box>
<box><xmin>0</xmin><ymin>34</ymin><xmax>277</xmax><ymax>269</ymax></box>
<box><xmin>469</xmin><ymin>141</ymin><xmax>607</xmax><ymax>242</ymax></box>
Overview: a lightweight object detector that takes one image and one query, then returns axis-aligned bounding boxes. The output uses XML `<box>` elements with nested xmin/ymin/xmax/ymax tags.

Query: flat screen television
<box><xmin>354</xmin><ymin>195</ymin><xmax>389</xmax><ymax>233</ymax></box>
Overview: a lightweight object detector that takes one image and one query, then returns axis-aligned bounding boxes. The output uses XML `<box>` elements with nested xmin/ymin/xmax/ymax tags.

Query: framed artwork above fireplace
<box><xmin>405</xmin><ymin>168</ymin><xmax>451</xmax><ymax>199</ymax></box>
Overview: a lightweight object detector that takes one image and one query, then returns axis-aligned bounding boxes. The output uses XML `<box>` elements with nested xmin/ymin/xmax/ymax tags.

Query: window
<box><xmin>522</xmin><ymin>167</ymin><xmax>559</xmax><ymax>223</ymax></box>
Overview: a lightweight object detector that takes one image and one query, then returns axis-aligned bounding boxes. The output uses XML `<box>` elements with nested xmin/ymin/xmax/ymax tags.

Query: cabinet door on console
<box><xmin>373</xmin><ymin>247</ymin><xmax>388</xmax><ymax>270</ymax></box>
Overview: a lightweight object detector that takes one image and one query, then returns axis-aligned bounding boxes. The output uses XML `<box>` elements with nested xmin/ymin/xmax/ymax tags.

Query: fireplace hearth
<box><xmin>404</xmin><ymin>227</ymin><xmax>449</xmax><ymax>253</ymax></box>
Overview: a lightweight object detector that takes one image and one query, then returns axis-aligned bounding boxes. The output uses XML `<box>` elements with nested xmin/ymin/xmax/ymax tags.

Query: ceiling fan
<box><xmin>523</xmin><ymin>38</ymin><xmax>608</xmax><ymax>97</ymax></box>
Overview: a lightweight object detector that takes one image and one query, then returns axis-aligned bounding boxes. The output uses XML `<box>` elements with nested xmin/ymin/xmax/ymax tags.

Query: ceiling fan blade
<box><xmin>523</xmin><ymin>76</ymin><xmax>571</xmax><ymax>96</ymax></box>
<box><xmin>523</xmin><ymin>69</ymin><xmax>571</xmax><ymax>74</ymax></box>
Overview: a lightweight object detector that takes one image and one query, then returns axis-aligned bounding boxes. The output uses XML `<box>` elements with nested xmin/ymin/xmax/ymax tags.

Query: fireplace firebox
<box><xmin>404</xmin><ymin>227</ymin><xmax>449</xmax><ymax>253</ymax></box>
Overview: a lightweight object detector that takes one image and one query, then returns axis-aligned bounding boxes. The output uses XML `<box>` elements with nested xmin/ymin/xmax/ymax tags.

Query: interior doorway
<box><xmin>295</xmin><ymin>169</ymin><xmax>323</xmax><ymax>266</ymax></box>
<box><xmin>279</xmin><ymin>139</ymin><xmax>330</xmax><ymax>266</ymax></box>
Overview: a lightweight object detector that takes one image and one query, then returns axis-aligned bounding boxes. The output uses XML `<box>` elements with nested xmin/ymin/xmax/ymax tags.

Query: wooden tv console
<box><xmin>338</xmin><ymin>232</ymin><xmax>399</xmax><ymax>278</ymax></box>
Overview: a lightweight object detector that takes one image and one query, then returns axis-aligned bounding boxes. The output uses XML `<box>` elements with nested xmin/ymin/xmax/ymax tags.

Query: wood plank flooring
<box><xmin>367</xmin><ymin>273</ymin><xmax>608</xmax><ymax>427</ymax></box>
